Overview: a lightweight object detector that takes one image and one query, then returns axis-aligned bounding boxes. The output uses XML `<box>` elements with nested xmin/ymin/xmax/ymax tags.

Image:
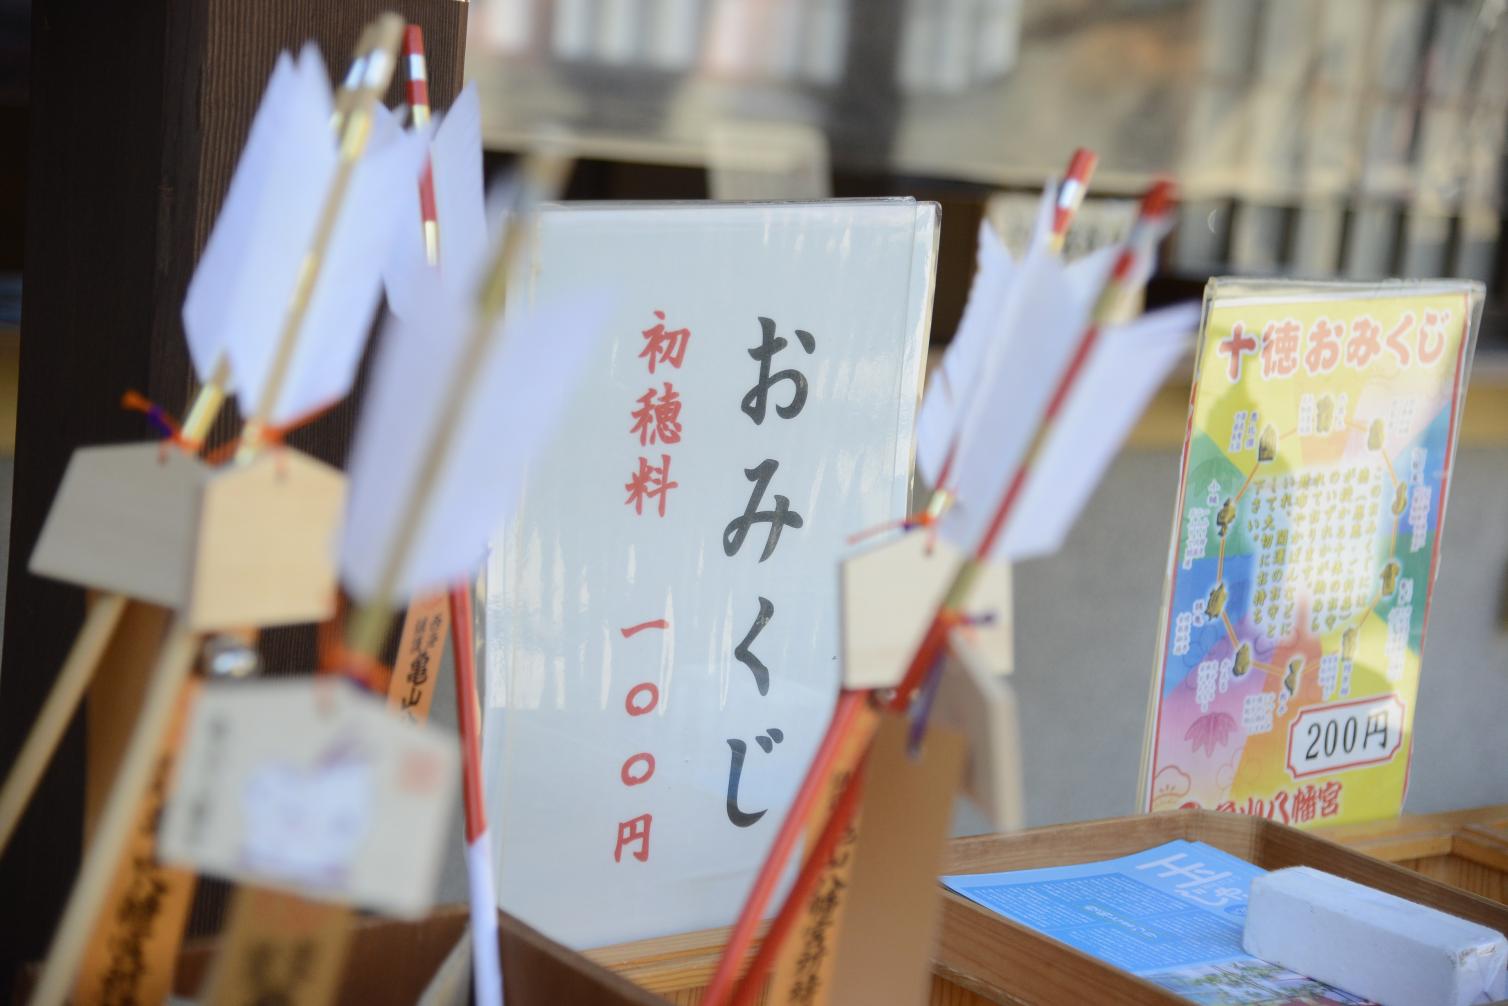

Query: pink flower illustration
<box><xmin>1185</xmin><ymin>712</ymin><xmax>1237</xmax><ymax>757</ymax></box>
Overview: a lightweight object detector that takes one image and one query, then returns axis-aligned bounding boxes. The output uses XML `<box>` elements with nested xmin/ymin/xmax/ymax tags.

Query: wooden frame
<box><xmin>19</xmin><ymin>810</ymin><xmax>1507</xmax><ymax>1003</ymax></box>
<box><xmin>1319</xmin><ymin>804</ymin><xmax>1508</xmax><ymax>905</ymax></box>
<box><xmin>934</xmin><ymin>811</ymin><xmax>1508</xmax><ymax>1005</ymax></box>
<box><xmin>16</xmin><ymin>908</ymin><xmax>663</xmax><ymax>1006</ymax></box>
<box><xmin>578</xmin><ymin>810</ymin><xmax>1508</xmax><ymax>1005</ymax></box>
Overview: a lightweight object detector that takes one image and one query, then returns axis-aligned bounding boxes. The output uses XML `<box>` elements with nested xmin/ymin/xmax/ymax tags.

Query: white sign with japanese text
<box><xmin>482</xmin><ymin>200</ymin><xmax>937</xmax><ymax>947</ymax></box>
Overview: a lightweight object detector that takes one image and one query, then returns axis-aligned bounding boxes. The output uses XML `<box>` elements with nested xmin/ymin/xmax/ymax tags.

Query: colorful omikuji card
<box><xmin>1141</xmin><ymin>279</ymin><xmax>1482</xmax><ymax>828</ymax></box>
<box><xmin>483</xmin><ymin>199</ymin><xmax>937</xmax><ymax>948</ymax></box>
<box><xmin>159</xmin><ymin>678</ymin><xmax>459</xmax><ymax>918</ymax></box>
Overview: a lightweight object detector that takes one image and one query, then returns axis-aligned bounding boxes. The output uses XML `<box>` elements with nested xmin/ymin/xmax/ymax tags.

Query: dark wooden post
<box><xmin>1</xmin><ymin>0</ymin><xmax>468</xmax><ymax>989</ymax></box>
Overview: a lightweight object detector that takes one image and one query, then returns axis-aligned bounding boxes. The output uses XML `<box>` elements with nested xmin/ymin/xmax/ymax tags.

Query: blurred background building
<box><xmin>468</xmin><ymin>0</ymin><xmax>1508</xmax><ymax>337</ymax></box>
<box><xmin>1</xmin><ymin>0</ymin><xmax>1504</xmax><ymax>836</ymax></box>
<box><xmin>457</xmin><ymin>0</ymin><xmax>1508</xmax><ymax>831</ymax></box>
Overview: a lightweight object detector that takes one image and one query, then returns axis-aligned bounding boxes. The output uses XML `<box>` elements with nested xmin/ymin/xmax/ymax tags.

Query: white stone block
<box><xmin>1243</xmin><ymin>867</ymin><xmax>1507</xmax><ymax>1006</ymax></box>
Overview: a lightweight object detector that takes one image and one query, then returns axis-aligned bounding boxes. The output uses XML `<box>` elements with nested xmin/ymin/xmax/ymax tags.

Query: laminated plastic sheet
<box><xmin>482</xmin><ymin>199</ymin><xmax>937</xmax><ymax>947</ymax></box>
<box><xmin>1141</xmin><ymin>279</ymin><xmax>1484</xmax><ymax>828</ymax></box>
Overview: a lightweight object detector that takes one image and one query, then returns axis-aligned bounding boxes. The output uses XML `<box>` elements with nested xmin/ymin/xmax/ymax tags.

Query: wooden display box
<box><xmin>584</xmin><ymin>810</ymin><xmax>1508</xmax><ymax>1005</ymax></box>
<box><xmin>19</xmin><ymin>908</ymin><xmax>662</xmax><ymax>1006</ymax></box>
<box><xmin>25</xmin><ymin>811</ymin><xmax>1508</xmax><ymax>1004</ymax></box>
<box><xmin>933</xmin><ymin>810</ymin><xmax>1508</xmax><ymax>1005</ymax></box>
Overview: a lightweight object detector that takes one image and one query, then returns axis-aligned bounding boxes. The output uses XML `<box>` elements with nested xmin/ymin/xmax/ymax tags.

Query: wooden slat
<box><xmin>1315</xmin><ymin>803</ymin><xmax>1508</xmax><ymax>853</ymax></box>
<box><xmin>584</xmin><ymin>924</ymin><xmax>768</xmax><ymax>1003</ymax></box>
<box><xmin>1454</xmin><ymin>828</ymin><xmax>1508</xmax><ymax>876</ymax></box>
<box><xmin>928</xmin><ymin>974</ymin><xmax>997</xmax><ymax>1006</ymax></box>
<box><xmin>1316</xmin><ymin>805</ymin><xmax>1508</xmax><ymax>905</ymax></box>
<box><xmin>17</xmin><ymin>908</ymin><xmax>664</xmax><ymax>1006</ymax></box>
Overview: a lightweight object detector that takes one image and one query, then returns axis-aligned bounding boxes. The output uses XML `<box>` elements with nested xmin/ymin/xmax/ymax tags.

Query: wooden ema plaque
<box><xmin>31</xmin><ymin>443</ymin><xmax>345</xmax><ymax>631</ymax></box>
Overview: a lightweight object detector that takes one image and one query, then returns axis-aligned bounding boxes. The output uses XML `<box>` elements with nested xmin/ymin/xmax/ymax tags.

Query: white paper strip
<box><xmin>340</xmin><ymin>264</ymin><xmax>612</xmax><ymax>602</ymax></box>
<box><xmin>182</xmin><ymin>46</ymin><xmax>334</xmax><ymax>394</ymax></box>
<box><xmin>384</xmin><ymin>83</ymin><xmax>489</xmax><ymax>321</ymax></box>
<box><xmin>916</xmin><ymin>219</ymin><xmax>1014</xmax><ymax>485</ymax></box>
<box><xmin>185</xmin><ymin>45</ymin><xmax>427</xmax><ymax>426</ymax></box>
<box><xmin>466</xmin><ymin>831</ymin><xmax>503</xmax><ymax>1006</ymax></box>
<box><xmin>430</xmin><ymin>85</ymin><xmax>488</xmax><ymax>293</ymax></box>
<box><xmin>936</xmin><ymin>248</ymin><xmax>1095</xmax><ymax>551</ymax></box>
<box><xmin>382</xmin><ymin>99</ymin><xmax>427</xmax><ymax>313</ymax></box>
<box><xmin>917</xmin><ymin>183</ymin><xmax>1118</xmax><ymax>495</ymax></box>
<box><xmin>237</xmin><ymin>108</ymin><xmax>428</xmax><ymax>425</ymax></box>
<box><xmin>988</xmin><ymin>302</ymin><xmax>1198</xmax><ymax>562</ymax></box>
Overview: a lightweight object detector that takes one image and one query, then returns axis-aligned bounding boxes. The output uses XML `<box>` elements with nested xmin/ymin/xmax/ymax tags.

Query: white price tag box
<box><xmin>1286</xmin><ymin>695</ymin><xmax>1404</xmax><ymax>779</ymax></box>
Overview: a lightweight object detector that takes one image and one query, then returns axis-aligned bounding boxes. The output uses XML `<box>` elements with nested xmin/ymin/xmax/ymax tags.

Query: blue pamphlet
<box><xmin>943</xmin><ymin>840</ymin><xmax>1373</xmax><ymax>1005</ymax></box>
